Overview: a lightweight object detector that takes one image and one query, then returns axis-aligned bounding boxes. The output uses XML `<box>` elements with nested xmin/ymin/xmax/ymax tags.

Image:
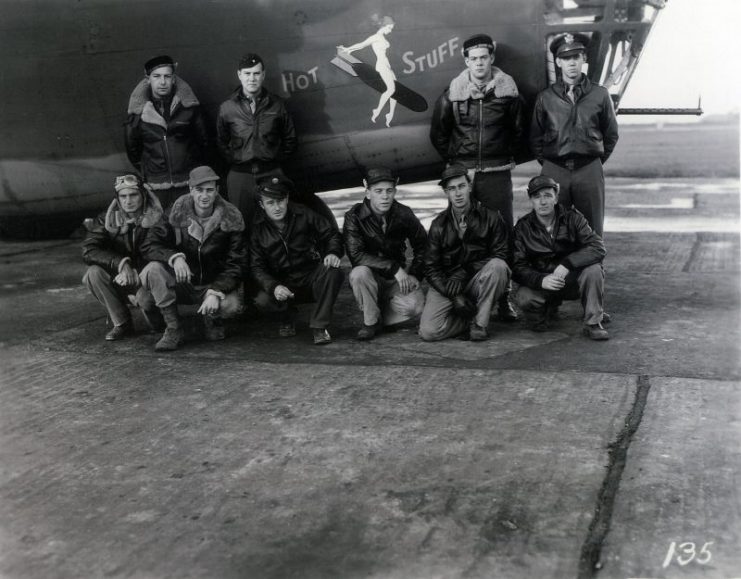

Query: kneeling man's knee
<box><xmin>349</xmin><ymin>265</ymin><xmax>373</xmax><ymax>286</ymax></box>
<box><xmin>83</xmin><ymin>265</ymin><xmax>107</xmax><ymax>286</ymax></box>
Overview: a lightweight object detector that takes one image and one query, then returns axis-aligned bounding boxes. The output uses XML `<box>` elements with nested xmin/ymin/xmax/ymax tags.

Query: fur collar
<box><xmin>127</xmin><ymin>76</ymin><xmax>199</xmax><ymax>123</ymax></box>
<box><xmin>168</xmin><ymin>194</ymin><xmax>244</xmax><ymax>242</ymax></box>
<box><xmin>104</xmin><ymin>188</ymin><xmax>163</xmax><ymax>234</ymax></box>
<box><xmin>448</xmin><ymin>67</ymin><xmax>519</xmax><ymax>101</ymax></box>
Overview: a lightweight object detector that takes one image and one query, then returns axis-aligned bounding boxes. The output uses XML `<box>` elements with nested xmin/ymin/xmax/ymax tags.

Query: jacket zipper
<box><xmin>477</xmin><ymin>100</ymin><xmax>483</xmax><ymax>170</ymax></box>
<box><xmin>198</xmin><ymin>244</ymin><xmax>203</xmax><ymax>285</ymax></box>
<box><xmin>163</xmin><ymin>133</ymin><xmax>174</xmax><ymax>185</ymax></box>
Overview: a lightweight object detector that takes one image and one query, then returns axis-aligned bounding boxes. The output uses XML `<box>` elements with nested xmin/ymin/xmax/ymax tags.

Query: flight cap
<box><xmin>527</xmin><ymin>175</ymin><xmax>559</xmax><ymax>197</ymax></box>
<box><xmin>463</xmin><ymin>34</ymin><xmax>496</xmax><ymax>56</ymax></box>
<box><xmin>114</xmin><ymin>174</ymin><xmax>141</xmax><ymax>194</ymax></box>
<box><xmin>188</xmin><ymin>166</ymin><xmax>220</xmax><ymax>188</ymax></box>
<box><xmin>239</xmin><ymin>53</ymin><xmax>264</xmax><ymax>70</ymax></box>
<box><xmin>551</xmin><ymin>33</ymin><xmax>589</xmax><ymax>58</ymax></box>
<box><xmin>258</xmin><ymin>176</ymin><xmax>293</xmax><ymax>199</ymax></box>
<box><xmin>438</xmin><ymin>163</ymin><xmax>470</xmax><ymax>187</ymax></box>
<box><xmin>145</xmin><ymin>55</ymin><xmax>176</xmax><ymax>75</ymax></box>
<box><xmin>364</xmin><ymin>167</ymin><xmax>398</xmax><ymax>187</ymax></box>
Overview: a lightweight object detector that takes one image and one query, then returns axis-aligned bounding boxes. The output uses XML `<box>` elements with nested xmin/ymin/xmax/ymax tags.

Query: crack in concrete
<box><xmin>577</xmin><ymin>374</ymin><xmax>651</xmax><ymax>578</ymax></box>
<box><xmin>681</xmin><ymin>232</ymin><xmax>702</xmax><ymax>272</ymax></box>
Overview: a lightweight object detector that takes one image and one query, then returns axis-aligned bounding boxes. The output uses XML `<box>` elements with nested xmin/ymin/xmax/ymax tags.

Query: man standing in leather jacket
<box><xmin>513</xmin><ymin>176</ymin><xmax>609</xmax><ymax>340</ymax></box>
<box><xmin>125</xmin><ymin>55</ymin><xmax>209</xmax><ymax>208</ymax></box>
<box><xmin>429</xmin><ymin>33</ymin><xmax>525</xmax><ymax>321</ymax></box>
<box><xmin>419</xmin><ymin>164</ymin><xmax>511</xmax><ymax>342</ymax></box>
<box><xmin>343</xmin><ymin>167</ymin><xmax>427</xmax><ymax>341</ymax></box>
<box><xmin>530</xmin><ymin>33</ymin><xmax>619</xmax><ymax>237</ymax></box>
<box><xmin>217</xmin><ymin>53</ymin><xmax>297</xmax><ymax>225</ymax></box>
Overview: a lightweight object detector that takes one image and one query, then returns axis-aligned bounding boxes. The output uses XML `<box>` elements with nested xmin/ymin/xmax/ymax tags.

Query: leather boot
<box><xmin>155</xmin><ymin>305</ymin><xmax>184</xmax><ymax>351</ymax></box>
<box><xmin>105</xmin><ymin>320</ymin><xmax>133</xmax><ymax>341</ymax></box>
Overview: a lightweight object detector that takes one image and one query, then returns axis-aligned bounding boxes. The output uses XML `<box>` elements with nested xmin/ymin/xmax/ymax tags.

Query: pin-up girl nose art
<box><xmin>334</xmin><ymin>15</ymin><xmax>427</xmax><ymax>127</ymax></box>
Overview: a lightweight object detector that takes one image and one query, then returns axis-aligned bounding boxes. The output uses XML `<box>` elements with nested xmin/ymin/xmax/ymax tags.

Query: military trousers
<box><xmin>348</xmin><ymin>266</ymin><xmax>425</xmax><ymax>327</ymax></box>
<box><xmin>515</xmin><ymin>263</ymin><xmax>605</xmax><ymax>326</ymax></box>
<box><xmin>419</xmin><ymin>258</ymin><xmax>510</xmax><ymax>342</ymax></box>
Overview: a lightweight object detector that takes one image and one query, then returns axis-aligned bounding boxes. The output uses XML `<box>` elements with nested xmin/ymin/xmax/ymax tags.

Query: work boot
<box><xmin>155</xmin><ymin>305</ymin><xmax>184</xmax><ymax>351</ymax></box>
<box><xmin>313</xmin><ymin>328</ymin><xmax>332</xmax><ymax>345</ymax></box>
<box><xmin>356</xmin><ymin>322</ymin><xmax>380</xmax><ymax>341</ymax></box>
<box><xmin>203</xmin><ymin>315</ymin><xmax>225</xmax><ymax>341</ymax></box>
<box><xmin>469</xmin><ymin>321</ymin><xmax>489</xmax><ymax>341</ymax></box>
<box><xmin>583</xmin><ymin>323</ymin><xmax>609</xmax><ymax>341</ymax></box>
<box><xmin>141</xmin><ymin>308</ymin><xmax>165</xmax><ymax>333</ymax></box>
<box><xmin>497</xmin><ymin>290</ymin><xmax>518</xmax><ymax>322</ymax></box>
<box><xmin>601</xmin><ymin>312</ymin><xmax>612</xmax><ymax>324</ymax></box>
<box><xmin>105</xmin><ymin>320</ymin><xmax>133</xmax><ymax>341</ymax></box>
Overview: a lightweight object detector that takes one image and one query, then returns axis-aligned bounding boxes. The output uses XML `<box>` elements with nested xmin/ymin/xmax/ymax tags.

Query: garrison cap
<box><xmin>527</xmin><ymin>175</ymin><xmax>559</xmax><ymax>197</ymax></box>
<box><xmin>438</xmin><ymin>163</ymin><xmax>470</xmax><ymax>187</ymax></box>
<box><xmin>551</xmin><ymin>33</ymin><xmax>589</xmax><ymax>58</ymax></box>
<box><xmin>144</xmin><ymin>55</ymin><xmax>175</xmax><ymax>75</ymax></box>
<box><xmin>462</xmin><ymin>33</ymin><xmax>496</xmax><ymax>56</ymax></box>
<box><xmin>364</xmin><ymin>167</ymin><xmax>398</xmax><ymax>187</ymax></box>
<box><xmin>258</xmin><ymin>176</ymin><xmax>293</xmax><ymax>199</ymax></box>
<box><xmin>188</xmin><ymin>166</ymin><xmax>220</xmax><ymax>188</ymax></box>
<box><xmin>238</xmin><ymin>53</ymin><xmax>264</xmax><ymax>70</ymax></box>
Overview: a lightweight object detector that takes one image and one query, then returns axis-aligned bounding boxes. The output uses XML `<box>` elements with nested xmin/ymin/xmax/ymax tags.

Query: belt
<box><xmin>552</xmin><ymin>157</ymin><xmax>596</xmax><ymax>171</ymax></box>
<box><xmin>232</xmin><ymin>160</ymin><xmax>280</xmax><ymax>174</ymax></box>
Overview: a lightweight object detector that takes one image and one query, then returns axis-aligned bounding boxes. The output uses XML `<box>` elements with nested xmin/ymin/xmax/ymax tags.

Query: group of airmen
<box><xmin>82</xmin><ymin>31</ymin><xmax>618</xmax><ymax>350</ymax></box>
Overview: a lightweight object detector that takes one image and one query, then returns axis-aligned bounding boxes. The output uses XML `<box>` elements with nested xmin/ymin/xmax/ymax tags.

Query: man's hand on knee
<box><xmin>197</xmin><ymin>294</ymin><xmax>221</xmax><ymax>316</ymax></box>
<box><xmin>173</xmin><ymin>256</ymin><xmax>193</xmax><ymax>284</ymax></box>
<box><xmin>394</xmin><ymin>268</ymin><xmax>418</xmax><ymax>294</ymax></box>
<box><xmin>541</xmin><ymin>273</ymin><xmax>565</xmax><ymax>291</ymax></box>
<box><xmin>114</xmin><ymin>264</ymin><xmax>140</xmax><ymax>288</ymax></box>
<box><xmin>274</xmin><ymin>285</ymin><xmax>295</xmax><ymax>302</ymax></box>
<box><xmin>323</xmin><ymin>254</ymin><xmax>341</xmax><ymax>268</ymax></box>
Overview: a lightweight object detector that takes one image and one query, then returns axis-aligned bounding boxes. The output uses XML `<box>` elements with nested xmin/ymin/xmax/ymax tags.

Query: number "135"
<box><xmin>662</xmin><ymin>541</ymin><xmax>713</xmax><ymax>568</ymax></box>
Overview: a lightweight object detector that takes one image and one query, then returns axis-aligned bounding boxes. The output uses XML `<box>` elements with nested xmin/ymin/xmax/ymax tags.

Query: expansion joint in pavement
<box><xmin>577</xmin><ymin>374</ymin><xmax>651</xmax><ymax>578</ymax></box>
<box><xmin>681</xmin><ymin>232</ymin><xmax>702</xmax><ymax>272</ymax></box>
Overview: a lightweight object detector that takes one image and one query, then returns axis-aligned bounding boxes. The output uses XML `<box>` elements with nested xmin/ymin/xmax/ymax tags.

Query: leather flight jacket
<box><xmin>141</xmin><ymin>195</ymin><xmax>247</xmax><ymax>294</ymax></box>
<box><xmin>512</xmin><ymin>204</ymin><xmax>606</xmax><ymax>290</ymax></box>
<box><xmin>250</xmin><ymin>203</ymin><xmax>344</xmax><ymax>295</ymax></box>
<box><xmin>343</xmin><ymin>199</ymin><xmax>427</xmax><ymax>279</ymax></box>
<box><xmin>529</xmin><ymin>75</ymin><xmax>619</xmax><ymax>165</ymax></box>
<box><xmin>217</xmin><ymin>88</ymin><xmax>297</xmax><ymax>168</ymax></box>
<box><xmin>124</xmin><ymin>78</ymin><xmax>209</xmax><ymax>189</ymax></box>
<box><xmin>430</xmin><ymin>68</ymin><xmax>527</xmax><ymax>169</ymax></box>
<box><xmin>83</xmin><ymin>216</ymin><xmax>151</xmax><ymax>274</ymax></box>
<box><xmin>424</xmin><ymin>201</ymin><xmax>511</xmax><ymax>297</ymax></box>
<box><xmin>82</xmin><ymin>190</ymin><xmax>164</xmax><ymax>274</ymax></box>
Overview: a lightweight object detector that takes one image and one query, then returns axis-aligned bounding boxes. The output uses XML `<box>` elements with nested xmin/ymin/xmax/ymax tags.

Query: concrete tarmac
<box><xmin>0</xmin><ymin>175</ymin><xmax>739</xmax><ymax>579</ymax></box>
